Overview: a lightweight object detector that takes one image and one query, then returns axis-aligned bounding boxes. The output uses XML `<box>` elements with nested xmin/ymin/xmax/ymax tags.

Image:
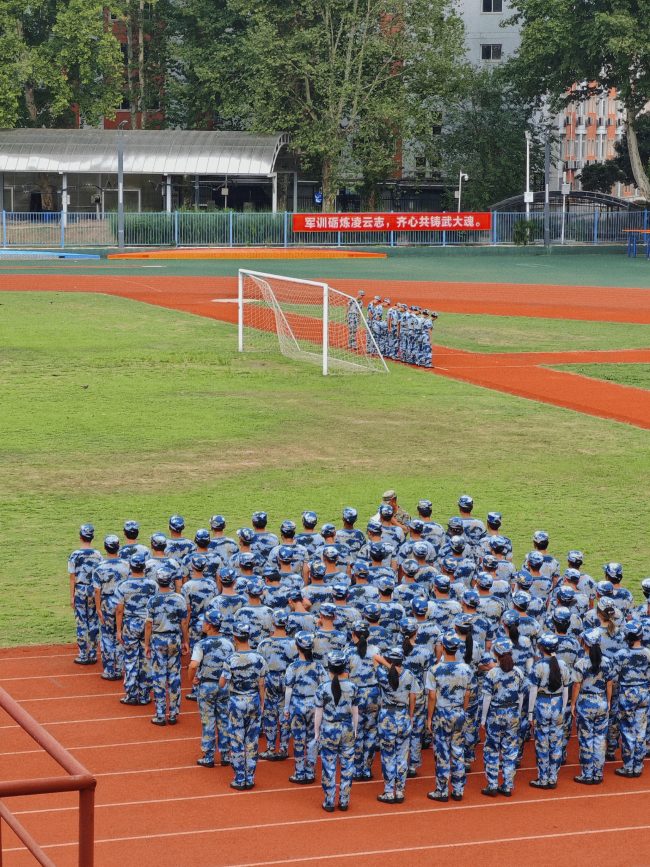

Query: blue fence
<box><xmin>1</xmin><ymin>210</ymin><xmax>647</xmax><ymax>248</ymax></box>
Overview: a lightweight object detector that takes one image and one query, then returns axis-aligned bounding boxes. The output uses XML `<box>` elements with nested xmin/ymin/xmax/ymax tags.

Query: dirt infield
<box><xmin>1</xmin><ymin>644</ymin><xmax>648</xmax><ymax>867</ymax></box>
<box><xmin>3</xmin><ymin>273</ymin><xmax>650</xmax><ymax>428</ymax></box>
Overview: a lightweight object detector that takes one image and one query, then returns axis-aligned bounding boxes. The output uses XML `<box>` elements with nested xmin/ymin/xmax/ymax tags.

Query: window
<box><xmin>587</xmin><ymin>139</ymin><xmax>595</xmax><ymax>158</ymax></box>
<box><xmin>481</xmin><ymin>44</ymin><xmax>502</xmax><ymax>60</ymax></box>
<box><xmin>482</xmin><ymin>0</ymin><xmax>503</xmax><ymax>11</ymax></box>
<box><xmin>415</xmin><ymin>157</ymin><xmax>429</xmax><ymax>178</ymax></box>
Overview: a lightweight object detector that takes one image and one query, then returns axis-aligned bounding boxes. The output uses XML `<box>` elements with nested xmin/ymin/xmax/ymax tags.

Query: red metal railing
<box><xmin>0</xmin><ymin>685</ymin><xmax>95</xmax><ymax>867</ymax></box>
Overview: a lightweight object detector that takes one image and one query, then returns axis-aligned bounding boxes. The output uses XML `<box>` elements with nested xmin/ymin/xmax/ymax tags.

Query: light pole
<box><xmin>525</xmin><ymin>131</ymin><xmax>531</xmax><ymax>215</ymax></box>
<box><xmin>456</xmin><ymin>172</ymin><xmax>469</xmax><ymax>212</ymax></box>
<box><xmin>117</xmin><ymin>120</ymin><xmax>127</xmax><ymax>249</ymax></box>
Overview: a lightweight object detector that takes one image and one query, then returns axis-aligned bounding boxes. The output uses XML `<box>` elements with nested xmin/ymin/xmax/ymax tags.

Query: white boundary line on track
<box><xmin>0</xmin><ymin>736</ymin><xmax>198</xmax><ymax>757</ymax></box>
<box><xmin>5</xmin><ymin>818</ymin><xmax>650</xmax><ymax>854</ymax></box>
<box><xmin>0</xmin><ymin>672</ymin><xmax>100</xmax><ymax>681</ymax></box>
<box><xmin>0</xmin><ymin>711</ymin><xmax>193</xmax><ymax>729</ymax></box>
<box><xmin>11</xmin><ymin>693</ymin><xmax>123</xmax><ymax>702</ymax></box>
<box><xmin>9</xmin><ymin>784</ymin><xmax>650</xmax><ymax>819</ymax></box>
<box><xmin>0</xmin><ymin>653</ymin><xmax>76</xmax><ymax>662</ymax></box>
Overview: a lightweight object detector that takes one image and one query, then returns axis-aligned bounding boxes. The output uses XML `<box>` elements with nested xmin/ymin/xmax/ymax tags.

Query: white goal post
<box><xmin>238</xmin><ymin>269</ymin><xmax>389</xmax><ymax>375</ymax></box>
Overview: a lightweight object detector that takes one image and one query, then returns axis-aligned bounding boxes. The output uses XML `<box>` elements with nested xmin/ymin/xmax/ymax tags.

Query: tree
<box><xmin>505</xmin><ymin>0</ymin><xmax>650</xmax><ymax>199</ymax></box>
<box><xmin>439</xmin><ymin>65</ymin><xmax>546</xmax><ymax>210</ymax></box>
<box><xmin>217</xmin><ymin>0</ymin><xmax>465</xmax><ymax>210</ymax></box>
<box><xmin>0</xmin><ymin>0</ymin><xmax>123</xmax><ymax>128</ymax></box>
<box><xmin>579</xmin><ymin>160</ymin><xmax>625</xmax><ymax>194</ymax></box>
<box><xmin>612</xmin><ymin>114</ymin><xmax>650</xmax><ymax>186</ymax></box>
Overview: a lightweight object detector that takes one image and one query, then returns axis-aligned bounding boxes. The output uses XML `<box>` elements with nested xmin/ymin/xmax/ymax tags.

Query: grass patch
<box><xmin>2</xmin><ymin>291</ymin><xmax>650</xmax><ymax>646</ymax></box>
<box><xmin>550</xmin><ymin>363</ymin><xmax>650</xmax><ymax>390</ymax></box>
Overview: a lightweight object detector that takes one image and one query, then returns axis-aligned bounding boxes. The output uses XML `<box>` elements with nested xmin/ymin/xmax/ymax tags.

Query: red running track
<box><xmin>4</xmin><ymin>274</ymin><xmax>650</xmax><ymax>427</ymax></box>
<box><xmin>0</xmin><ymin>645</ymin><xmax>649</xmax><ymax>867</ymax></box>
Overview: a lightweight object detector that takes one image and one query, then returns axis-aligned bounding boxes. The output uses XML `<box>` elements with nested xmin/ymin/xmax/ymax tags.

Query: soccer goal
<box><xmin>238</xmin><ymin>269</ymin><xmax>388</xmax><ymax>375</ymax></box>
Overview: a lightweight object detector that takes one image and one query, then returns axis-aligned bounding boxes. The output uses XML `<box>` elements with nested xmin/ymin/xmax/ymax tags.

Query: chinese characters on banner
<box><xmin>292</xmin><ymin>212</ymin><xmax>492</xmax><ymax>232</ymax></box>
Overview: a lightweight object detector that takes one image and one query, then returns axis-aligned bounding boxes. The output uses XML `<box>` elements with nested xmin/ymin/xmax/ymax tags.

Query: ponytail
<box><xmin>356</xmin><ymin>636</ymin><xmax>368</xmax><ymax>659</ymax></box>
<box><xmin>507</xmin><ymin>623</ymin><xmax>520</xmax><ymax>646</ymax></box>
<box><xmin>331</xmin><ymin>674</ymin><xmax>342</xmax><ymax>706</ymax></box>
<box><xmin>599</xmin><ymin>607</ymin><xmax>616</xmax><ymax>637</ymax></box>
<box><xmin>548</xmin><ymin>655</ymin><xmax>562</xmax><ymax>692</ymax></box>
<box><xmin>302</xmin><ymin>647</ymin><xmax>313</xmax><ymax>662</ymax></box>
<box><xmin>463</xmin><ymin>627</ymin><xmax>474</xmax><ymax>666</ymax></box>
<box><xmin>589</xmin><ymin>644</ymin><xmax>602</xmax><ymax>675</ymax></box>
<box><xmin>388</xmin><ymin>664</ymin><xmax>400</xmax><ymax>690</ymax></box>
<box><xmin>402</xmin><ymin>636</ymin><xmax>414</xmax><ymax>657</ymax></box>
<box><xmin>498</xmin><ymin>652</ymin><xmax>514</xmax><ymax>673</ymax></box>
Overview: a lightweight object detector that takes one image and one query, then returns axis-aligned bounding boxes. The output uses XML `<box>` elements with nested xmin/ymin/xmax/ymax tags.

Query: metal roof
<box><xmin>0</xmin><ymin>129</ymin><xmax>291</xmax><ymax>176</ymax></box>
<box><xmin>491</xmin><ymin>190</ymin><xmax>640</xmax><ymax>212</ymax></box>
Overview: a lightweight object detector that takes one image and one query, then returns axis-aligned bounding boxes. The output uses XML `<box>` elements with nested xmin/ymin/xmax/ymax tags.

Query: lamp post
<box><xmin>525</xmin><ymin>131</ymin><xmax>531</xmax><ymax>215</ymax></box>
<box><xmin>456</xmin><ymin>172</ymin><xmax>469</xmax><ymax>212</ymax></box>
<box><xmin>117</xmin><ymin>121</ymin><xmax>127</xmax><ymax>249</ymax></box>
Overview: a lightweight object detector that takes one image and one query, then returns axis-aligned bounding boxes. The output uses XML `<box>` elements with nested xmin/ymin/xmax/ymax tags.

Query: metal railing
<box><xmin>0</xmin><ymin>209</ymin><xmax>647</xmax><ymax>248</ymax></box>
<box><xmin>0</xmin><ymin>685</ymin><xmax>95</xmax><ymax>867</ymax></box>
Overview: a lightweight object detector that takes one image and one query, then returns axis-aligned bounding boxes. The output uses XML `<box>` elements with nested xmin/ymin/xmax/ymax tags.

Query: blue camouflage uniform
<box><xmin>146</xmin><ymin>591</ymin><xmax>188</xmax><ymax>718</ymax></box>
<box><xmin>528</xmin><ymin>657</ymin><xmax>571</xmax><ymax>785</ymax></box>
<box><xmin>332</xmin><ymin>604</ymin><xmax>359</xmax><ymax>640</ymax></box>
<box><xmin>236</xmin><ymin>603</ymin><xmax>275</xmax><ymax>649</ymax></box>
<box><xmin>165</xmin><ymin>537</ymin><xmax>196</xmax><ymax>567</ymax></box>
<box><xmin>346</xmin><ymin>643</ymin><xmax>381</xmax><ymax>777</ymax></box>
<box><xmin>312</xmin><ymin>628</ymin><xmax>347</xmax><ymax>663</ymax></box>
<box><xmin>315</xmin><ymin>678</ymin><xmax>359</xmax><ymax>808</ymax></box>
<box><xmin>402</xmin><ymin>644</ymin><xmax>435</xmax><ymax>774</ymax></box>
<box><xmin>426</xmin><ymin>660</ymin><xmax>472</xmax><ymax>798</ymax></box>
<box><xmin>118</xmin><ymin>542</ymin><xmax>150</xmax><ymax>560</ymax></box>
<box><xmin>267</xmin><ymin>544</ymin><xmax>308</xmax><ymax>574</ymax></box>
<box><xmin>595</xmin><ymin>623</ymin><xmax>625</xmax><ymax>756</ymax></box>
<box><xmin>92</xmin><ymin>558</ymin><xmax>129</xmax><ymax>675</ymax></box>
<box><xmin>552</xmin><ymin>632</ymin><xmax>582</xmax><ymax>760</ymax></box>
<box><xmin>368</xmin><ymin>623</ymin><xmax>391</xmax><ymax>653</ymax></box>
<box><xmin>198</xmin><ymin>550</ymin><xmax>225</xmax><ymax>582</ymax></box>
<box><xmin>192</xmin><ymin>634</ymin><xmax>235</xmax><ymax>762</ymax></box>
<box><xmin>336</xmin><ymin>528</ymin><xmax>367</xmax><ymax>564</ymax></box>
<box><xmin>347</xmin><ymin>583</ymin><xmax>381</xmax><ymax>612</ymax></box>
<box><xmin>392</xmin><ymin>581</ymin><xmax>427</xmax><ymax>609</ymax></box>
<box><xmin>482</xmin><ymin>664</ymin><xmax>526</xmax><ymax>790</ymax></box>
<box><xmin>182</xmin><ymin>577</ymin><xmax>217</xmax><ymax>649</ymax></box>
<box><xmin>221</xmin><ymin>650</ymin><xmax>268</xmax><ymax>786</ymax></box>
<box><xmin>574</xmin><ymin>654</ymin><xmax>614</xmax><ymax>780</ymax></box>
<box><xmin>294</xmin><ymin>532</ymin><xmax>325</xmax><ymax>557</ymax></box>
<box><xmin>257</xmin><ymin>635</ymin><xmax>298</xmax><ymax>754</ymax></box>
<box><xmin>428</xmin><ymin>598</ymin><xmax>462</xmax><ymax>632</ymax></box>
<box><xmin>414</xmin><ymin>619</ymin><xmax>441</xmax><ymax>656</ymax></box>
<box><xmin>615</xmin><ymin>642</ymin><xmax>650</xmax><ymax>774</ymax></box>
<box><xmin>302</xmin><ymin>584</ymin><xmax>333</xmax><ymax>616</ymax></box>
<box><xmin>252</xmin><ymin>531</ymin><xmax>279</xmax><ymax>561</ymax></box>
<box><xmin>208</xmin><ymin>535</ymin><xmax>239</xmax><ymax>560</ymax></box>
<box><xmin>207</xmin><ymin>592</ymin><xmax>247</xmax><ymax>638</ymax></box>
<box><xmin>376</xmin><ymin>666</ymin><xmax>418</xmax><ymax>797</ymax></box>
<box><xmin>114</xmin><ymin>574</ymin><xmax>158</xmax><ymax>702</ymax></box>
<box><xmin>286</xmin><ymin>611</ymin><xmax>319</xmax><ymax>635</ymax></box>
<box><xmin>285</xmin><ymin>659</ymin><xmax>329</xmax><ymax>780</ymax></box>
<box><xmin>377</xmin><ymin>600</ymin><xmax>406</xmax><ymax>636</ymax></box>
<box><xmin>68</xmin><ymin>547</ymin><xmax>103</xmax><ymax>661</ymax></box>
<box><xmin>145</xmin><ymin>555</ymin><xmax>183</xmax><ymax>589</ymax></box>
<box><xmin>262</xmin><ymin>583</ymin><xmax>293</xmax><ymax>612</ymax></box>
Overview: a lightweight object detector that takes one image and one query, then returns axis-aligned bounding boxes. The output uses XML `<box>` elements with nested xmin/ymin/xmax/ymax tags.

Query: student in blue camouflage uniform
<box><xmin>68</xmin><ymin>524</ymin><xmax>103</xmax><ymax>665</ymax></box>
<box><xmin>336</xmin><ymin>508</ymin><xmax>367</xmax><ymax>564</ymax></box>
<box><xmin>182</xmin><ymin>554</ymin><xmax>217</xmax><ymax>650</ymax></box>
<box><xmin>312</xmin><ymin>603</ymin><xmax>347</xmax><ymax>662</ymax></box>
<box><xmin>428</xmin><ymin>573</ymin><xmax>463</xmax><ymax>631</ymax></box>
<box><xmin>92</xmin><ymin>534</ymin><xmax>129</xmax><ymax>680</ymax></box>
<box><xmin>590</xmin><ymin>598</ymin><xmax>625</xmax><ymax>761</ymax></box>
<box><xmin>426</xmin><ymin>631</ymin><xmax>472</xmax><ymax>802</ymax></box>
<box><xmin>330</xmin><ymin>584</ymin><xmax>358</xmax><ymax>639</ymax></box>
<box><xmin>396</xmin><ymin>522</ymin><xmax>436</xmax><ymax>567</ymax></box>
<box><xmin>275</xmin><ymin>545</ymin><xmax>305</xmax><ymax>592</ymax></box>
<box><xmin>313</xmin><ymin>524</ymin><xmax>345</xmax><ymax>566</ymax></box>
<box><xmin>230</xmin><ymin>529</ymin><xmax>263</xmax><ymax>576</ymax></box>
<box><xmin>302</xmin><ymin>560</ymin><xmax>333</xmax><ymax>615</ymax></box>
<box><xmin>364</xmin><ymin>603</ymin><xmax>391</xmax><ymax>652</ymax></box>
<box><xmin>144</xmin><ymin>567</ymin><xmax>189</xmax><ymax>725</ymax></box>
<box><xmin>603</xmin><ymin>562</ymin><xmax>635</xmax><ymax>617</ymax></box>
<box><xmin>457</xmin><ymin>495</ymin><xmax>486</xmax><ymax>547</ymax></box>
<box><xmin>347</xmin><ymin>561</ymin><xmax>381</xmax><ymax>613</ymax></box>
<box><xmin>475</xmin><ymin>572</ymin><xmax>505</xmax><ymax>631</ymax></box>
<box><xmin>376</xmin><ymin>576</ymin><xmax>406</xmax><ymax>637</ymax></box>
<box><xmin>614</xmin><ymin>620</ymin><xmax>650</xmax><ymax>778</ymax></box>
<box><xmin>527</xmin><ymin>633</ymin><xmax>571</xmax><ymax>789</ymax></box>
<box><xmin>346</xmin><ymin>621</ymin><xmax>381</xmax><ymax>780</ymax></box>
<box><xmin>548</xmin><ymin>580</ymin><xmax>590</xmax><ymax>622</ymax></box>
<box><xmin>321</xmin><ymin>546</ymin><xmax>351</xmax><ymax>588</ymax></box>
<box><xmin>118</xmin><ymin>521</ymin><xmax>150</xmax><ymax>560</ymax></box>
<box><xmin>525</xmin><ymin>531</ymin><xmax>561</xmax><ymax>585</ymax></box>
<box><xmin>411</xmin><ymin>597</ymin><xmax>441</xmax><ymax>656</ymax></box>
<box><xmin>496</xmin><ymin>609</ymin><xmax>534</xmax><ymax>759</ymax></box>
<box><xmin>219</xmin><ymin>621</ymin><xmax>268</xmax><ymax>790</ymax></box>
<box><xmin>295</xmin><ymin>511</ymin><xmax>325</xmax><ymax>558</ymax></box>
<box><xmin>262</xmin><ymin>564</ymin><xmax>293</xmax><ymax>612</ymax></box>
<box><xmin>486</xmin><ymin>537</ymin><xmax>516</xmax><ymax>587</ymax></box>
<box><xmin>314</xmin><ymin>651</ymin><xmax>359</xmax><ymax>812</ymax></box>
<box><xmin>571</xmin><ymin>628</ymin><xmax>614</xmax><ymax>784</ymax></box>
<box><xmin>549</xmin><ymin>606</ymin><xmax>582</xmax><ymax>762</ymax></box>
<box><xmin>193</xmin><ymin>529</ymin><xmax>225</xmax><ymax>581</ymax></box>
<box><xmin>478</xmin><ymin>512</ymin><xmax>513</xmax><ymax>562</ymax></box>
<box><xmin>208</xmin><ymin>515</ymin><xmax>239</xmax><ymax>561</ymax></box>
<box><xmin>165</xmin><ymin>515</ymin><xmax>196</xmax><ymax>566</ymax></box>
<box><xmin>636</xmin><ymin>578</ymin><xmax>650</xmax><ymax>649</ymax></box>
<box><xmin>416</xmin><ymin>500</ymin><xmax>445</xmax><ymax>551</ymax></box>
<box><xmin>460</xmin><ymin>590</ymin><xmax>493</xmax><ymax>649</ymax></box>
<box><xmin>146</xmin><ymin>533</ymin><xmax>183</xmax><ymax>593</ymax></box>
<box><xmin>115</xmin><ymin>553</ymin><xmax>158</xmax><ymax>705</ymax></box>
<box><xmin>267</xmin><ymin>521</ymin><xmax>309</xmax><ymax>575</ymax></box>
<box><xmin>188</xmin><ymin>609</ymin><xmax>235</xmax><ymax>767</ymax></box>
<box><xmin>257</xmin><ymin>610</ymin><xmax>298</xmax><ymax>761</ymax></box>
<box><xmin>251</xmin><ymin>511</ymin><xmax>279</xmax><ymax>560</ymax></box>
<box><xmin>509</xmin><ymin>590</ymin><xmax>542</xmax><ymax>645</ymax></box>
<box><xmin>206</xmin><ymin>568</ymin><xmax>247</xmax><ymax>638</ymax></box>
<box><xmin>346</xmin><ymin>291</ymin><xmax>364</xmax><ymax>350</ymax></box>
<box><xmin>373</xmin><ymin>646</ymin><xmax>418</xmax><ymax>803</ymax></box>
<box><xmin>378</xmin><ymin>504</ymin><xmax>405</xmax><ymax>549</ymax></box>
<box><xmin>400</xmin><ymin>618</ymin><xmax>435</xmax><ymax>778</ymax></box>
<box><xmin>287</xmin><ymin>589</ymin><xmax>319</xmax><ymax>635</ymax></box>
<box><xmin>451</xmin><ymin>613</ymin><xmax>490</xmax><ymax>770</ymax></box>
<box><xmin>419</xmin><ymin>309</ymin><xmax>434</xmax><ymax>368</ymax></box>
<box><xmin>236</xmin><ymin>579</ymin><xmax>274</xmax><ymax>649</ymax></box>
<box><xmin>480</xmin><ymin>637</ymin><xmax>525</xmax><ymax>796</ymax></box>
<box><xmin>284</xmin><ymin>631</ymin><xmax>328</xmax><ymax>784</ymax></box>
<box><xmin>393</xmin><ymin>560</ymin><xmax>428</xmax><ymax>609</ymax></box>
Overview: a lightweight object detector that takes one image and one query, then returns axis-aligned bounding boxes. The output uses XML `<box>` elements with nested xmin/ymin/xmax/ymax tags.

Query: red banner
<box><xmin>293</xmin><ymin>212</ymin><xmax>492</xmax><ymax>232</ymax></box>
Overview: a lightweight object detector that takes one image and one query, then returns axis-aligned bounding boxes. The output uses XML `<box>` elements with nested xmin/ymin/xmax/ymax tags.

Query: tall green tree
<box><xmin>439</xmin><ymin>66</ymin><xmax>546</xmax><ymax>210</ymax></box>
<box><xmin>506</xmin><ymin>0</ymin><xmax>650</xmax><ymax>199</ymax></box>
<box><xmin>612</xmin><ymin>114</ymin><xmax>650</xmax><ymax>186</ymax></box>
<box><xmin>216</xmin><ymin>0</ymin><xmax>465</xmax><ymax>210</ymax></box>
<box><xmin>0</xmin><ymin>0</ymin><xmax>123</xmax><ymax>128</ymax></box>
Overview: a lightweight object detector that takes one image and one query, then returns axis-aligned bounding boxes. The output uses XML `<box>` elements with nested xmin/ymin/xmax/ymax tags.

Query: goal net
<box><xmin>238</xmin><ymin>269</ymin><xmax>388</xmax><ymax>374</ymax></box>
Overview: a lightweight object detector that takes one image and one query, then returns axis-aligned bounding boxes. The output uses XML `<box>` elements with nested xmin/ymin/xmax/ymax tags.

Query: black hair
<box><xmin>402</xmin><ymin>636</ymin><xmax>414</xmax><ymax>657</ymax></box>
<box><xmin>624</xmin><ymin>634</ymin><xmax>637</xmax><ymax>648</ymax></box>
<box><xmin>356</xmin><ymin>636</ymin><xmax>368</xmax><ymax>659</ymax></box>
<box><xmin>599</xmin><ymin>606</ymin><xmax>617</xmax><ymax>637</ymax></box>
<box><xmin>589</xmin><ymin>643</ymin><xmax>602</xmax><ymax>675</ymax></box>
<box><xmin>498</xmin><ymin>652</ymin><xmax>514</xmax><ymax>673</ymax></box>
<box><xmin>331</xmin><ymin>674</ymin><xmax>342</xmax><ymax>706</ymax></box>
<box><xmin>455</xmin><ymin>622</ymin><xmax>473</xmax><ymax>665</ymax></box>
<box><xmin>124</xmin><ymin>529</ymin><xmax>139</xmax><ymax>540</ymax></box>
<box><xmin>300</xmin><ymin>646</ymin><xmax>313</xmax><ymax>662</ymax></box>
<box><xmin>547</xmin><ymin>655</ymin><xmax>562</xmax><ymax>692</ymax></box>
<box><xmin>554</xmin><ymin>620</ymin><xmax>569</xmax><ymax>635</ymax></box>
<box><xmin>388</xmin><ymin>664</ymin><xmax>400</xmax><ymax>690</ymax></box>
<box><xmin>506</xmin><ymin>623</ymin><xmax>520</xmax><ymax>646</ymax></box>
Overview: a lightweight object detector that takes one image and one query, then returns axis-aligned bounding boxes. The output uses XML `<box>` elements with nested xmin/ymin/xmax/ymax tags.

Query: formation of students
<box><xmin>67</xmin><ymin>493</ymin><xmax>650</xmax><ymax>811</ymax></box>
<box><xmin>346</xmin><ymin>291</ymin><xmax>438</xmax><ymax>367</ymax></box>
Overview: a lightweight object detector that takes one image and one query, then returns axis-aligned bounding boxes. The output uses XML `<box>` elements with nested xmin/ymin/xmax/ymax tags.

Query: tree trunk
<box><xmin>627</xmin><ymin>118</ymin><xmax>650</xmax><ymax>200</ymax></box>
<box><xmin>16</xmin><ymin>20</ymin><xmax>37</xmax><ymax>124</ymax></box>
<box><xmin>39</xmin><ymin>173</ymin><xmax>55</xmax><ymax>211</ymax></box>
<box><xmin>127</xmin><ymin>15</ymin><xmax>137</xmax><ymax>129</ymax></box>
<box><xmin>322</xmin><ymin>159</ymin><xmax>337</xmax><ymax>211</ymax></box>
<box><xmin>138</xmin><ymin>0</ymin><xmax>146</xmax><ymax>130</ymax></box>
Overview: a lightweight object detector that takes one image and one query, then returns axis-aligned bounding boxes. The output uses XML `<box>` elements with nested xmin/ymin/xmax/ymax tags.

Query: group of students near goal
<box><xmin>67</xmin><ymin>493</ymin><xmax>650</xmax><ymax>812</ymax></box>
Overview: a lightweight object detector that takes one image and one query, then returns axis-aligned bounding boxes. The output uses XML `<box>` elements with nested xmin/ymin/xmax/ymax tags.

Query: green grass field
<box><xmin>2</xmin><ymin>289</ymin><xmax>650</xmax><ymax>646</ymax></box>
<box><xmin>551</xmin><ymin>363</ymin><xmax>650</xmax><ymax>390</ymax></box>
